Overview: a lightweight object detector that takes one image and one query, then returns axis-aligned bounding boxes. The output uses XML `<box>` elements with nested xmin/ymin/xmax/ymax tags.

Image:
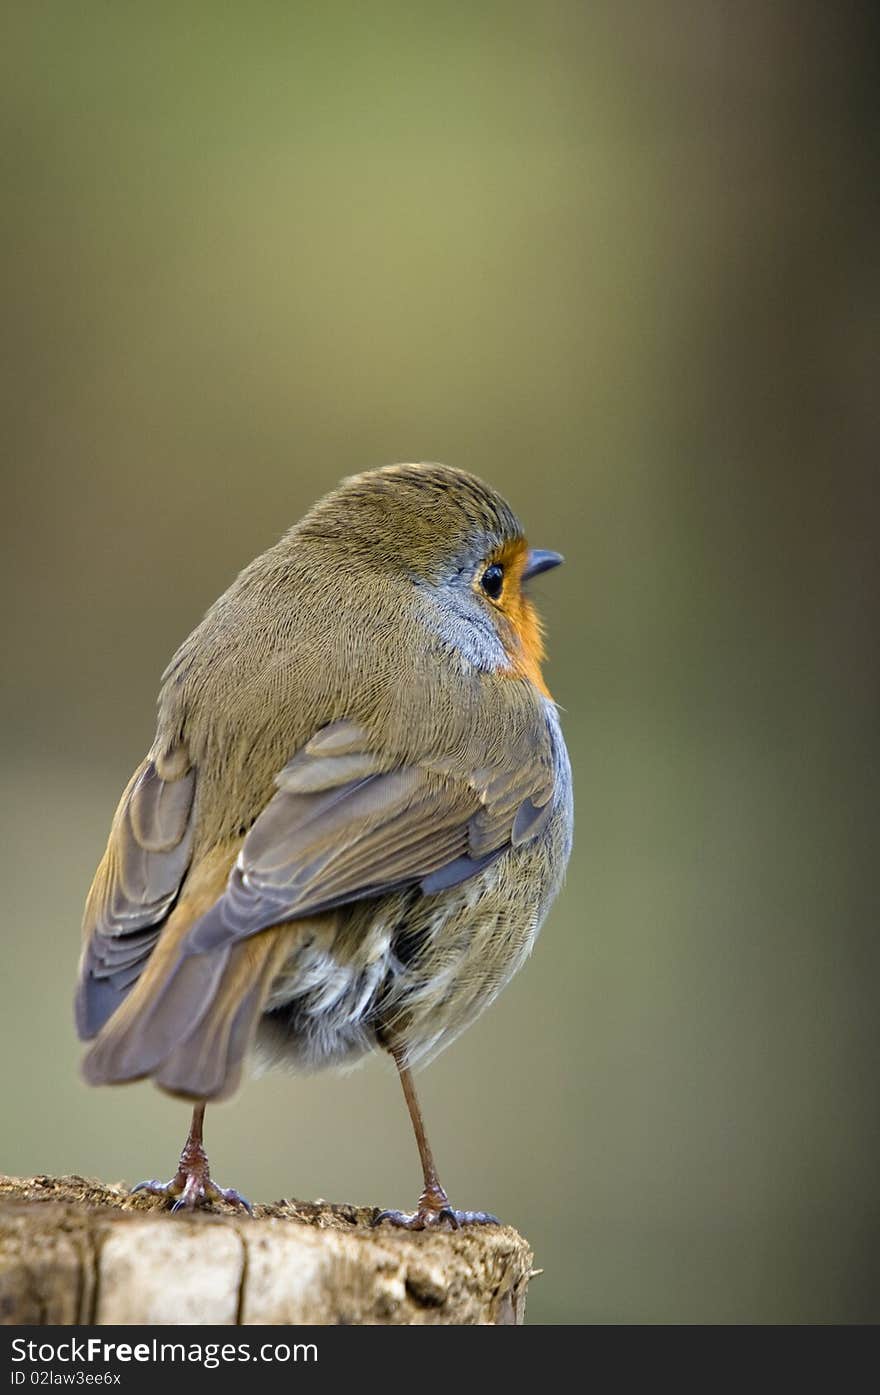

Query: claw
<box><xmin>215</xmin><ymin>1187</ymin><xmax>253</xmax><ymax>1215</ymax></box>
<box><xmin>131</xmin><ymin>1179</ymin><xmax>164</xmax><ymax>1196</ymax></box>
<box><xmin>130</xmin><ymin>1105</ymin><xmax>251</xmax><ymax>1216</ymax></box>
<box><xmin>130</xmin><ymin>1172</ymin><xmax>252</xmax><ymax>1215</ymax></box>
<box><xmin>373</xmin><ymin>1204</ymin><xmax>499</xmax><ymax>1231</ymax></box>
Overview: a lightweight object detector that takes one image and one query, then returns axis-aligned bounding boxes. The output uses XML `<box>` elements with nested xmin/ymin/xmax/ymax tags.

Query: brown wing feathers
<box><xmin>184</xmin><ymin>764</ymin><xmax>485</xmax><ymax>956</ymax></box>
<box><xmin>78</xmin><ymin>721</ymin><xmax>555</xmax><ymax>1099</ymax></box>
<box><xmin>75</xmin><ymin>757</ymin><xmax>195</xmax><ymax>1039</ymax></box>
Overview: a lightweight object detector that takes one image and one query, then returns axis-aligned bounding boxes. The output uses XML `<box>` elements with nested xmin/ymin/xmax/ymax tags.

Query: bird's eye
<box><xmin>480</xmin><ymin>563</ymin><xmax>504</xmax><ymax>601</ymax></box>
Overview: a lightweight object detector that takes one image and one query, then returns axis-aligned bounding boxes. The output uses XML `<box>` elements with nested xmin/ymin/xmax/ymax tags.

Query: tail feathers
<box><xmin>82</xmin><ymin>947</ymin><xmax>231</xmax><ymax>1089</ymax></box>
<box><xmin>154</xmin><ymin>929</ymin><xmax>297</xmax><ymax>1100</ymax></box>
<box><xmin>83</xmin><ymin>918</ymin><xmax>298</xmax><ymax>1102</ymax></box>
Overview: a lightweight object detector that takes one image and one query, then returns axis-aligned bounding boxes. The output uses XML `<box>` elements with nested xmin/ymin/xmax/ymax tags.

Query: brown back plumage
<box><xmin>76</xmin><ymin>463</ymin><xmax>571</xmax><ymax>1099</ymax></box>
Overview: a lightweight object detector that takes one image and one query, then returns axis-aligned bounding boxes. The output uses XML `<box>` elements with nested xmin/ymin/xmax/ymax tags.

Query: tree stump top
<box><xmin>0</xmin><ymin>1175</ymin><xmax>534</xmax><ymax>1325</ymax></box>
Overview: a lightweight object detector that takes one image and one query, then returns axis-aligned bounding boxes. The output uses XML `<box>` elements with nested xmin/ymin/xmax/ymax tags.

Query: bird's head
<box><xmin>296</xmin><ymin>463</ymin><xmax>563</xmax><ymax>696</ymax></box>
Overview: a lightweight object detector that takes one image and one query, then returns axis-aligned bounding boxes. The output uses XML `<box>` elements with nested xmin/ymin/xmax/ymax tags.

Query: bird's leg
<box><xmin>131</xmin><ymin>1103</ymin><xmax>252</xmax><ymax>1214</ymax></box>
<box><xmin>374</xmin><ymin>1049</ymin><xmax>499</xmax><ymax>1230</ymax></box>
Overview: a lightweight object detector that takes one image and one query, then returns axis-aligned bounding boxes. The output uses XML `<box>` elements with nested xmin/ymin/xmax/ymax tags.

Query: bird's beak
<box><xmin>523</xmin><ymin>549</ymin><xmax>563</xmax><ymax>580</ymax></box>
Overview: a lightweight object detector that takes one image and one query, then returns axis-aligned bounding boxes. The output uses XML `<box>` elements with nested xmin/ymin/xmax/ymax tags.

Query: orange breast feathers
<box><xmin>480</xmin><ymin>538</ymin><xmax>553</xmax><ymax>699</ymax></box>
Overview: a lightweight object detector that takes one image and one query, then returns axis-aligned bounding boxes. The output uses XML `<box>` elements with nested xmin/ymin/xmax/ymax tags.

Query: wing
<box><xmin>75</xmin><ymin>753</ymin><xmax>195</xmax><ymax>1039</ymax></box>
<box><xmin>184</xmin><ymin>718</ymin><xmax>556</xmax><ymax>956</ymax></box>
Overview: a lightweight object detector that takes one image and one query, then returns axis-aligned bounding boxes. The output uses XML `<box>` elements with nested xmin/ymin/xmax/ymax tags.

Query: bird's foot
<box><xmin>131</xmin><ymin>1173</ymin><xmax>253</xmax><ymax>1214</ymax></box>
<box><xmin>373</xmin><ymin>1182</ymin><xmax>499</xmax><ymax>1231</ymax></box>
<box><xmin>131</xmin><ymin>1136</ymin><xmax>252</xmax><ymax>1214</ymax></box>
<box><xmin>374</xmin><ymin>1206</ymin><xmax>500</xmax><ymax>1230</ymax></box>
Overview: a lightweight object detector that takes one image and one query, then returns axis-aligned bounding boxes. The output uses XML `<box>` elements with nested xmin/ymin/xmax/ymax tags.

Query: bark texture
<box><xmin>0</xmin><ymin>1176</ymin><xmax>534</xmax><ymax>1325</ymax></box>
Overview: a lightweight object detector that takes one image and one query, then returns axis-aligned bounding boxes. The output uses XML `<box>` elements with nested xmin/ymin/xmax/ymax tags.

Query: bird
<box><xmin>75</xmin><ymin>462</ymin><xmax>573</xmax><ymax>1228</ymax></box>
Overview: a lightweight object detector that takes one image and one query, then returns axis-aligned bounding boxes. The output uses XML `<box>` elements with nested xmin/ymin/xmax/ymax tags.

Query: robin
<box><xmin>75</xmin><ymin>462</ymin><xmax>573</xmax><ymax>1228</ymax></box>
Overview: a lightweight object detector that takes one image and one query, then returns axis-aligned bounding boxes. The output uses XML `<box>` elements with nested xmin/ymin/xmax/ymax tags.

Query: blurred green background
<box><xmin>2</xmin><ymin>1</ymin><xmax>878</xmax><ymax>1323</ymax></box>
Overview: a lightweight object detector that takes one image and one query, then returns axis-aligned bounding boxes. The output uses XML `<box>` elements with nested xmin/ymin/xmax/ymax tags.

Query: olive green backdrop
<box><xmin>2</xmin><ymin>2</ymin><xmax>877</xmax><ymax>1323</ymax></box>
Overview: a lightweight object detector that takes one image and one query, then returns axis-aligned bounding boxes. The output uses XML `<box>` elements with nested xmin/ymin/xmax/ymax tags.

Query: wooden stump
<box><xmin>0</xmin><ymin>1176</ymin><xmax>534</xmax><ymax>1325</ymax></box>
